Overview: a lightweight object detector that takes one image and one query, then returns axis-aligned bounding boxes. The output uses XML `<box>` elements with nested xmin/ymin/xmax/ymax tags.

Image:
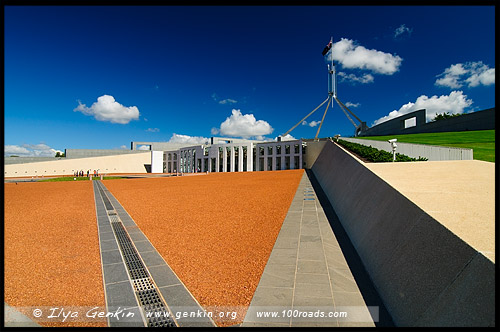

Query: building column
<box><xmin>230</xmin><ymin>146</ymin><xmax>236</xmax><ymax>172</ymax></box>
<box><xmin>238</xmin><ymin>146</ymin><xmax>244</xmax><ymax>172</ymax></box>
<box><xmin>223</xmin><ymin>147</ymin><xmax>227</xmax><ymax>172</ymax></box>
<box><xmin>272</xmin><ymin>146</ymin><xmax>277</xmax><ymax>171</ymax></box>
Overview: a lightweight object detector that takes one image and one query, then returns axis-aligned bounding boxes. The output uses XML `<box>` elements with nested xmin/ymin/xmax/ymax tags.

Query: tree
<box><xmin>55</xmin><ymin>152</ymin><xmax>65</xmax><ymax>157</ymax></box>
<box><xmin>432</xmin><ymin>112</ymin><xmax>462</xmax><ymax>122</ymax></box>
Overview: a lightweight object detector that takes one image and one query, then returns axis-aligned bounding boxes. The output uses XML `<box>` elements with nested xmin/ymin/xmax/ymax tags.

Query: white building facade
<box><xmin>159</xmin><ymin>138</ymin><xmax>305</xmax><ymax>174</ymax></box>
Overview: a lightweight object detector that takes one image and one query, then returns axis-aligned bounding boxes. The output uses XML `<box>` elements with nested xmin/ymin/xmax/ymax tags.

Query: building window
<box><xmin>285</xmin><ymin>145</ymin><xmax>290</xmax><ymax>154</ymax></box>
<box><xmin>268</xmin><ymin>146</ymin><xmax>273</xmax><ymax>155</ymax></box>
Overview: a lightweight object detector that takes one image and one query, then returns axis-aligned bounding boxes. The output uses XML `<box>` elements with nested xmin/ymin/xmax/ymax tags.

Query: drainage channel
<box><xmin>96</xmin><ymin>181</ymin><xmax>177</xmax><ymax>327</ymax></box>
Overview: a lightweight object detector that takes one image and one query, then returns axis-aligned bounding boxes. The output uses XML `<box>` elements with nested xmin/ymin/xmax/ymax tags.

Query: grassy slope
<box><xmin>355</xmin><ymin>130</ymin><xmax>495</xmax><ymax>162</ymax></box>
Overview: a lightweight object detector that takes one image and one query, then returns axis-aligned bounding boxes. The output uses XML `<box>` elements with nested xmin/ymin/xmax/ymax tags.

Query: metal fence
<box><xmin>340</xmin><ymin>137</ymin><xmax>473</xmax><ymax>161</ymax></box>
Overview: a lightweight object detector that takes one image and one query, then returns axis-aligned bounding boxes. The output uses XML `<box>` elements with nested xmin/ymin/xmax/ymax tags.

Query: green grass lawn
<box><xmin>39</xmin><ymin>176</ymin><xmax>125</xmax><ymax>182</ymax></box>
<box><xmin>355</xmin><ymin>130</ymin><xmax>495</xmax><ymax>162</ymax></box>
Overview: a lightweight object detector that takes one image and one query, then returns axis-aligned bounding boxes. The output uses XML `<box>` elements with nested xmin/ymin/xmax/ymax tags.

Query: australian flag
<box><xmin>322</xmin><ymin>40</ymin><xmax>332</xmax><ymax>56</ymax></box>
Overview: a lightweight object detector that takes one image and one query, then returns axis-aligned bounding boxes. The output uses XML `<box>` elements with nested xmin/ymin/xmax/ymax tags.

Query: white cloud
<box><xmin>120</xmin><ymin>145</ymin><xmax>127</xmax><ymax>149</ymax></box>
<box><xmin>275</xmin><ymin>134</ymin><xmax>297</xmax><ymax>141</ymax></box>
<box><xmin>4</xmin><ymin>143</ymin><xmax>63</xmax><ymax>157</ymax></box>
<box><xmin>216</xmin><ymin>109</ymin><xmax>274</xmax><ymax>139</ymax></box>
<box><xmin>146</xmin><ymin>128</ymin><xmax>160</xmax><ymax>132</ymax></box>
<box><xmin>337</xmin><ymin>72</ymin><xmax>374</xmax><ymax>84</ymax></box>
<box><xmin>435</xmin><ymin>62</ymin><xmax>495</xmax><ymax>88</ymax></box>
<box><xmin>372</xmin><ymin>90</ymin><xmax>473</xmax><ymax>126</ymax></box>
<box><xmin>328</xmin><ymin>38</ymin><xmax>402</xmax><ymax>75</ymax></box>
<box><xmin>212</xmin><ymin>93</ymin><xmax>238</xmax><ymax>105</ymax></box>
<box><xmin>168</xmin><ymin>133</ymin><xmax>209</xmax><ymax>145</ymax></box>
<box><xmin>345</xmin><ymin>102</ymin><xmax>360</xmax><ymax>108</ymax></box>
<box><xmin>74</xmin><ymin>95</ymin><xmax>140</xmax><ymax>124</ymax></box>
<box><xmin>394</xmin><ymin>24</ymin><xmax>413</xmax><ymax>39</ymax></box>
<box><xmin>137</xmin><ymin>145</ymin><xmax>151</xmax><ymax>150</ymax></box>
<box><xmin>301</xmin><ymin>120</ymin><xmax>321</xmax><ymax>127</ymax></box>
<box><xmin>219</xmin><ymin>99</ymin><xmax>237</xmax><ymax>105</ymax></box>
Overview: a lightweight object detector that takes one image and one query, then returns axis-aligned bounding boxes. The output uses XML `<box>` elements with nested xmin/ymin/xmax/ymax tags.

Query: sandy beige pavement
<box><xmin>365</xmin><ymin>160</ymin><xmax>495</xmax><ymax>263</ymax></box>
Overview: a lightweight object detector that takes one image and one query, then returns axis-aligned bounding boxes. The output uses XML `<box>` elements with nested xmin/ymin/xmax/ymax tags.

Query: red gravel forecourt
<box><xmin>103</xmin><ymin>170</ymin><xmax>303</xmax><ymax>326</ymax></box>
<box><xmin>4</xmin><ymin>181</ymin><xmax>107</xmax><ymax>327</ymax></box>
<box><xmin>4</xmin><ymin>169</ymin><xmax>303</xmax><ymax>327</ymax></box>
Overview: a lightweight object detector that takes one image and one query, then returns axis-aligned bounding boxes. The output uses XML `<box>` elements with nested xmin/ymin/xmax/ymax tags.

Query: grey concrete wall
<box><xmin>360</xmin><ymin>108</ymin><xmax>495</xmax><ymax>137</ymax></box>
<box><xmin>65</xmin><ymin>149</ymin><xmax>148</xmax><ymax>159</ymax></box>
<box><xmin>4</xmin><ymin>156</ymin><xmax>65</xmax><ymax>165</ymax></box>
<box><xmin>310</xmin><ymin>141</ymin><xmax>495</xmax><ymax>326</ymax></box>
<box><xmin>303</xmin><ymin>140</ymin><xmax>327</xmax><ymax>168</ymax></box>
<box><xmin>341</xmin><ymin>137</ymin><xmax>473</xmax><ymax>161</ymax></box>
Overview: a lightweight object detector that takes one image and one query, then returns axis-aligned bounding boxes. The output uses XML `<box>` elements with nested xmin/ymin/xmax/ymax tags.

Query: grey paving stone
<box><xmin>99</xmin><ymin>231</ymin><xmax>117</xmax><ymax>242</ymax></box>
<box><xmin>329</xmin><ymin>268</ymin><xmax>359</xmax><ymax>293</ymax></box>
<box><xmin>105</xmin><ymin>281</ymin><xmax>138</xmax><ymax>308</ymax></box>
<box><xmin>273</xmin><ymin>236</ymin><xmax>299</xmax><ymax>249</ymax></box>
<box><xmin>297</xmin><ymin>247</ymin><xmax>324</xmax><ymax>261</ymax></box>
<box><xmin>120</xmin><ymin>218</ymin><xmax>137</xmax><ymax>227</ymax></box>
<box><xmin>267</xmin><ymin>248</ymin><xmax>298</xmax><ymax>266</ymax></box>
<box><xmin>292</xmin><ymin>295</ymin><xmax>335</xmax><ymax>307</ymax></box>
<box><xmin>140</xmin><ymin>250</ymin><xmax>166</xmax><ymax>267</ymax></box>
<box><xmin>107</xmin><ymin>306</ymin><xmax>144</xmax><ymax>327</ymax></box>
<box><xmin>297</xmin><ymin>260</ymin><xmax>328</xmax><ymax>274</ymax></box>
<box><xmin>125</xmin><ymin>226</ymin><xmax>143</xmax><ymax>234</ymax></box>
<box><xmin>300</xmin><ymin>235</ymin><xmax>322</xmax><ymax>243</ymax></box>
<box><xmin>148</xmin><ymin>265</ymin><xmax>182</xmax><ymax>288</ymax></box>
<box><xmin>295</xmin><ymin>273</ymin><xmax>331</xmax><ymax>285</ymax></box>
<box><xmin>332</xmin><ymin>291</ymin><xmax>367</xmax><ymax>307</ymax></box>
<box><xmin>157</xmin><ymin>285</ymin><xmax>214</xmax><ymax>327</ymax></box>
<box><xmin>100</xmin><ymin>239</ymin><xmax>119</xmax><ymax>252</ymax></box>
<box><xmin>299</xmin><ymin>241</ymin><xmax>324</xmax><ymax>251</ymax></box>
<box><xmin>250</xmin><ymin>286</ymin><xmax>294</xmax><ymax>307</ymax></box>
<box><xmin>134</xmin><ymin>240</ymin><xmax>156</xmax><ymax>253</ymax></box>
<box><xmin>103</xmin><ymin>262</ymin><xmax>129</xmax><ymax>284</ymax></box>
<box><xmin>258</xmin><ymin>264</ymin><xmax>296</xmax><ymax>288</ymax></box>
<box><xmin>128</xmin><ymin>231</ymin><xmax>148</xmax><ymax>243</ymax></box>
<box><xmin>98</xmin><ymin>224</ymin><xmax>113</xmax><ymax>234</ymax></box>
<box><xmin>101</xmin><ymin>249</ymin><xmax>123</xmax><ymax>265</ymax></box>
<box><xmin>300</xmin><ymin>225</ymin><xmax>321</xmax><ymax>237</ymax></box>
<box><xmin>294</xmin><ymin>282</ymin><xmax>333</xmax><ymax>299</ymax></box>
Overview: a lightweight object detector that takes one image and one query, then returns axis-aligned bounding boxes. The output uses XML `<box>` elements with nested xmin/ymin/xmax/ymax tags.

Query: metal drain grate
<box><xmin>109</xmin><ymin>218</ymin><xmax>176</xmax><ymax>327</ymax></box>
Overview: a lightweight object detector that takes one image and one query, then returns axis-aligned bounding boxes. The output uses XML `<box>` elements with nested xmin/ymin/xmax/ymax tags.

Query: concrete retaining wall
<box><xmin>341</xmin><ymin>137</ymin><xmax>473</xmax><ymax>161</ymax></box>
<box><xmin>4</xmin><ymin>152</ymin><xmax>151</xmax><ymax>178</ymax></box>
<box><xmin>360</xmin><ymin>108</ymin><xmax>494</xmax><ymax>137</ymax></box>
<box><xmin>311</xmin><ymin>141</ymin><xmax>495</xmax><ymax>326</ymax></box>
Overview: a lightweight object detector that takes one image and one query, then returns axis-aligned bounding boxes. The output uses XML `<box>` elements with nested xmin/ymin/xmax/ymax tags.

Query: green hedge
<box><xmin>336</xmin><ymin>139</ymin><xmax>428</xmax><ymax>162</ymax></box>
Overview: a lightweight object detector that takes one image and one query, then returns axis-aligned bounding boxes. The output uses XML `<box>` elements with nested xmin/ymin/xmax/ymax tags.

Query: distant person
<box><xmin>87</xmin><ymin>170</ymin><xmax>90</xmax><ymax>177</ymax></box>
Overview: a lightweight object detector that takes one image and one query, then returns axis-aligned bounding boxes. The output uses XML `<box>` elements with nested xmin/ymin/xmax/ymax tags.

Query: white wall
<box><xmin>4</xmin><ymin>152</ymin><xmax>151</xmax><ymax>178</ymax></box>
<box><xmin>151</xmin><ymin>151</ymin><xmax>164</xmax><ymax>173</ymax></box>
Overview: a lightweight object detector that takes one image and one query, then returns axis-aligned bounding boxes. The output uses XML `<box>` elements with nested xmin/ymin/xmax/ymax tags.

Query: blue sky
<box><xmin>4</xmin><ymin>5</ymin><xmax>495</xmax><ymax>156</ymax></box>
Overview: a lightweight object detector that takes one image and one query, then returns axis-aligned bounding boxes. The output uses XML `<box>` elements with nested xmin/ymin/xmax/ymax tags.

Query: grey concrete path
<box><xmin>93</xmin><ymin>180</ymin><xmax>215</xmax><ymax>327</ymax></box>
<box><xmin>242</xmin><ymin>172</ymin><xmax>377</xmax><ymax>327</ymax></box>
<box><xmin>3</xmin><ymin>303</ymin><xmax>41</xmax><ymax>327</ymax></box>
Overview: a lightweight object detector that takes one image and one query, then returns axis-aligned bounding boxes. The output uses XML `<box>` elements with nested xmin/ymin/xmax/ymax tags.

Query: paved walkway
<box><xmin>242</xmin><ymin>171</ymin><xmax>378</xmax><ymax>327</ymax></box>
<box><xmin>93</xmin><ymin>180</ymin><xmax>215</xmax><ymax>327</ymax></box>
<box><xmin>3</xmin><ymin>303</ymin><xmax>41</xmax><ymax>327</ymax></box>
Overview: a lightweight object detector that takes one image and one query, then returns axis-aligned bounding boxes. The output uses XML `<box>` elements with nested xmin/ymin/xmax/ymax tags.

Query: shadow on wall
<box><xmin>310</xmin><ymin>141</ymin><xmax>495</xmax><ymax>327</ymax></box>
